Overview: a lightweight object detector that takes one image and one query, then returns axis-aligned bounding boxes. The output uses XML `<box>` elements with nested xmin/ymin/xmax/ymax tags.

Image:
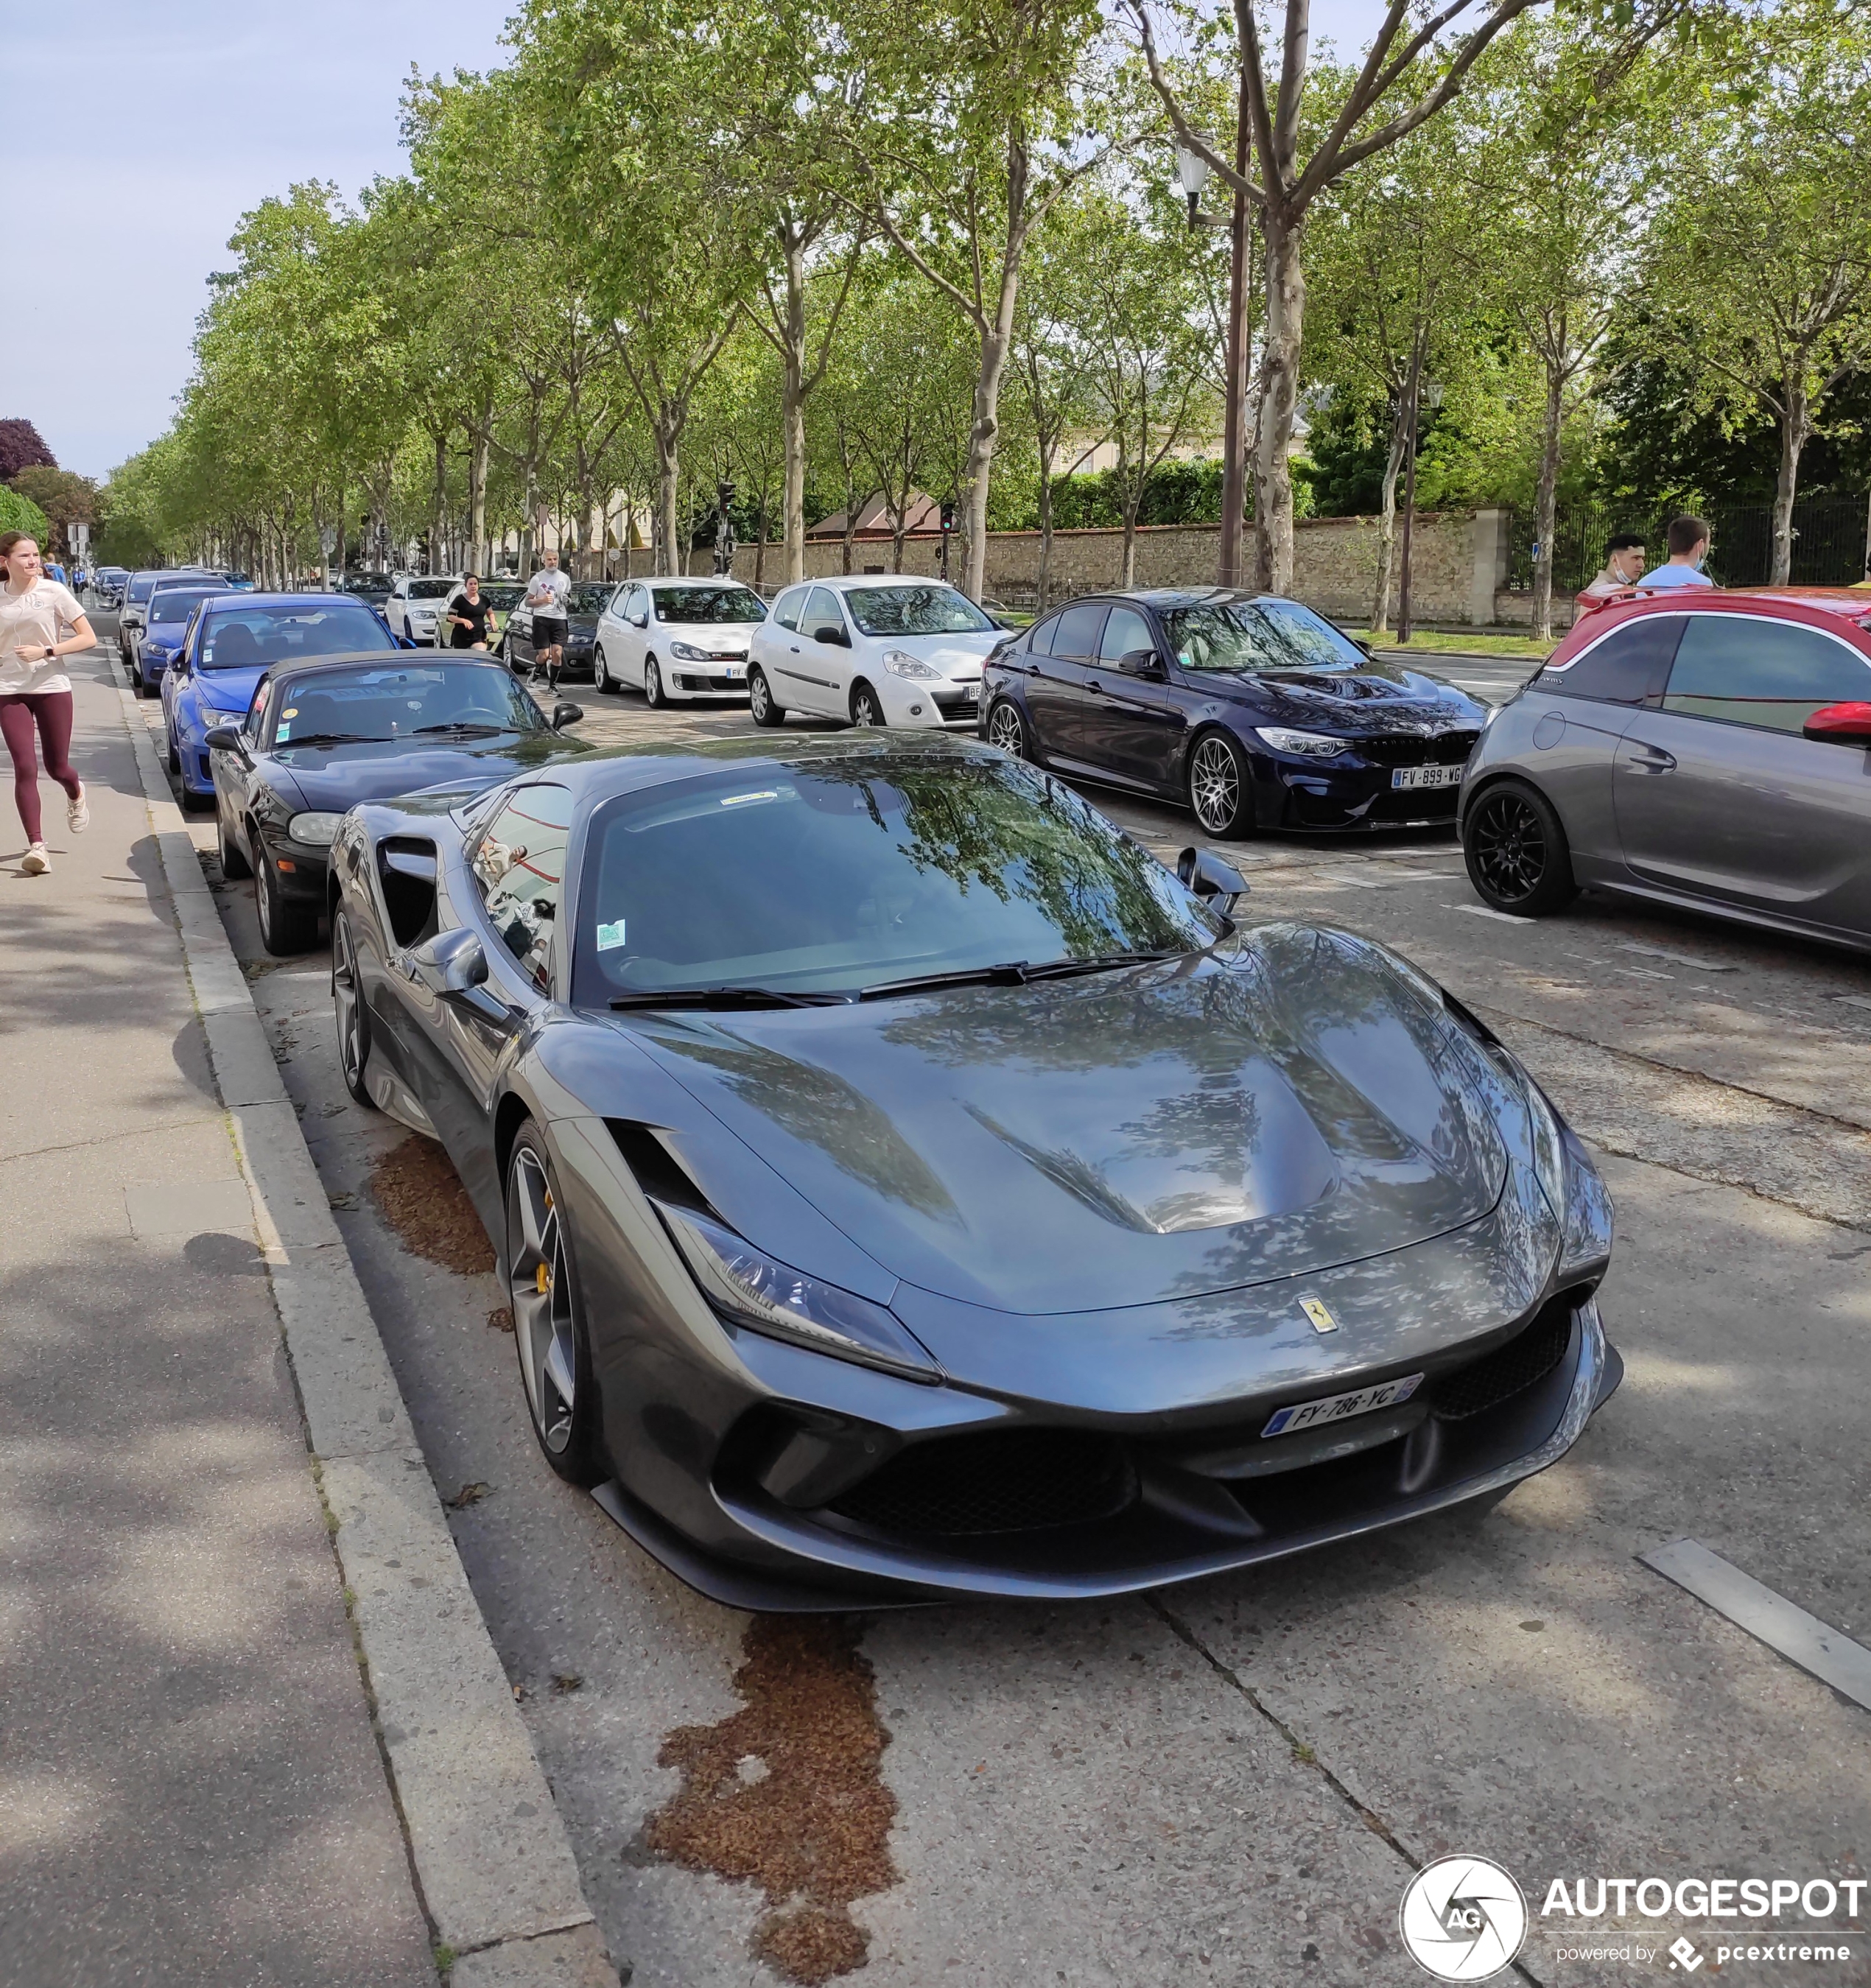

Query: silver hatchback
<box><xmin>1458</xmin><ymin>590</ymin><xmax>1871</xmax><ymax>952</ymax></box>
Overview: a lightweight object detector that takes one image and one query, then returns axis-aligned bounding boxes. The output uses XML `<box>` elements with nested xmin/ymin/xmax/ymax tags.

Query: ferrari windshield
<box><xmin>200</xmin><ymin>603</ymin><xmax>397</xmax><ymax>670</ymax></box>
<box><xmin>652</xmin><ymin>585</ymin><xmax>766</xmax><ymax>624</ymax></box>
<box><xmin>572</xmin><ymin>754</ymin><xmax>1221</xmax><ymax>1002</ymax></box>
<box><xmin>844</xmin><ymin>585</ymin><xmax>995</xmax><ymax>637</ymax></box>
<box><xmin>1165</xmin><ymin>599</ymin><xmax>1369</xmax><ymax>673</ymax></box>
<box><xmin>269</xmin><ymin>663</ymin><xmax>546</xmax><ymax>745</ymax></box>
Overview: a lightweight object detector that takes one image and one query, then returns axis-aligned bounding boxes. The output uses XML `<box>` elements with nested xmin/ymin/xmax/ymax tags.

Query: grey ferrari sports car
<box><xmin>328</xmin><ymin>734</ymin><xmax>1619</xmax><ymax>1609</ymax></box>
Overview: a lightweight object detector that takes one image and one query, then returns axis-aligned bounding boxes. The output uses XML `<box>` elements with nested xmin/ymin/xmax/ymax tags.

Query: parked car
<box><xmin>208</xmin><ymin>655</ymin><xmax>590</xmax><ymax>954</ymax></box>
<box><xmin>119</xmin><ymin>566</ymin><xmax>213</xmax><ymax>670</ymax></box>
<box><xmin>593</xmin><ymin>576</ymin><xmax>768</xmax><ymax>703</ymax></box>
<box><xmin>478</xmin><ymin>579</ymin><xmax>527</xmax><ymax>648</ymax></box>
<box><xmin>498</xmin><ymin>581</ymin><xmax>615</xmax><ymax>681</ymax></box>
<box><xmin>1461</xmin><ymin>586</ymin><xmax>1871</xmax><ymax>952</ymax></box>
<box><xmin>385</xmin><ymin>575</ymin><xmax>463</xmax><ymax>644</ymax></box>
<box><xmin>325</xmin><ymin>733</ymin><xmax>1618</xmax><ymax>1609</ymax></box>
<box><xmin>340</xmin><ymin>572</ymin><xmax>393</xmax><ymax>608</ymax></box>
<box><xmin>133</xmin><ymin>580</ymin><xmax>229</xmax><ymax>696</ymax></box>
<box><xmin>163</xmin><ymin>592</ymin><xmax>407</xmax><ymax>808</ymax></box>
<box><xmin>94</xmin><ymin>565</ymin><xmax>129</xmax><ymax>605</ymax></box>
<box><xmin>746</xmin><ymin>575</ymin><xmax>1003</xmax><ymax>731</ymax></box>
<box><xmin>979</xmin><ymin>588</ymin><xmax>1489</xmax><ymax>838</ymax></box>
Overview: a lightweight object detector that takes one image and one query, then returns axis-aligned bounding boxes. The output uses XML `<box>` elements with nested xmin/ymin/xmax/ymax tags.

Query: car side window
<box><xmin>243</xmin><ymin>678</ymin><xmax>273</xmax><ymax>742</ymax></box>
<box><xmin>1541</xmin><ymin>616</ymin><xmax>1683</xmax><ymax>706</ymax></box>
<box><xmin>804</xmin><ymin>586</ymin><xmax>844</xmax><ymax>636</ymax></box>
<box><xmin>1099</xmin><ymin>606</ymin><xmax>1156</xmax><ymax>663</ymax></box>
<box><xmin>1025</xmin><ymin>613</ymin><xmax>1061</xmax><ymax>656</ymax></box>
<box><xmin>471</xmin><ymin>784</ymin><xmax>574</xmax><ymax>992</ymax></box>
<box><xmin>621</xmin><ymin>586</ymin><xmax>645</xmax><ymax>623</ymax></box>
<box><xmin>773</xmin><ymin>588</ymin><xmax>806</xmax><ymax>633</ymax></box>
<box><xmin>1663</xmin><ymin>615</ymin><xmax>1871</xmax><ymax>734</ymax></box>
<box><xmin>1051</xmin><ymin>602</ymin><xmax>1109</xmax><ymax>662</ymax></box>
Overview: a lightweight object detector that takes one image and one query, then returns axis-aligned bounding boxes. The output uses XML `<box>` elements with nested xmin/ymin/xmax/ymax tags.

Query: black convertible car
<box><xmin>980</xmin><ymin>589</ymin><xmax>1489</xmax><ymax>837</ymax></box>
<box><xmin>207</xmin><ymin>655</ymin><xmax>589</xmax><ymax>955</ymax></box>
<box><xmin>328</xmin><ymin>734</ymin><xmax>1618</xmax><ymax>1609</ymax></box>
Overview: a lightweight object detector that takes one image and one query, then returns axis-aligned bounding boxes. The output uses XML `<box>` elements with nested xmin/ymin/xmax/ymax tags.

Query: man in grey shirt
<box><xmin>524</xmin><ymin>550</ymin><xmax>572</xmax><ymax>687</ymax></box>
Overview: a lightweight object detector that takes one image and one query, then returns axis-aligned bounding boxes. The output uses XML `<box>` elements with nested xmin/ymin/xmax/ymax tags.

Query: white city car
<box><xmin>745</xmin><ymin>575</ymin><xmax>1003</xmax><ymax>731</ymax></box>
<box><xmin>593</xmin><ymin>577</ymin><xmax>769</xmax><ymax>704</ymax></box>
<box><xmin>385</xmin><ymin>574</ymin><xmax>462</xmax><ymax>646</ymax></box>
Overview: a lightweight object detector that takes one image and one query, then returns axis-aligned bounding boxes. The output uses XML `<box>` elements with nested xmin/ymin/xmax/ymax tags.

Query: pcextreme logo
<box><xmin>1399</xmin><ymin>1855</ymin><xmax>1530</xmax><ymax>1980</ymax></box>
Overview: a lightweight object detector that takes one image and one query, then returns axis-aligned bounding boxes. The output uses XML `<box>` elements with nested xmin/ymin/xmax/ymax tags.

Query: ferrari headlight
<box><xmin>1255</xmin><ymin>726</ymin><xmax>1343</xmax><ymax>756</ymax></box>
<box><xmin>653</xmin><ymin>1199</ymin><xmax>938</xmax><ymax>1380</ymax></box>
<box><xmin>885</xmin><ymin>649</ymin><xmax>941</xmax><ymax>679</ymax></box>
<box><xmin>287</xmin><ymin>811</ymin><xmax>344</xmax><ymax>846</ymax></box>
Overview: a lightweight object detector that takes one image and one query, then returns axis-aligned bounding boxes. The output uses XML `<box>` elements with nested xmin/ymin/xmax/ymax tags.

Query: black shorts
<box><xmin>532</xmin><ymin>616</ymin><xmax>568</xmax><ymax>650</ymax></box>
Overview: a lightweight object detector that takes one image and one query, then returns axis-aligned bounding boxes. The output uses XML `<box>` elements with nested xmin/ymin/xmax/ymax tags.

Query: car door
<box><xmin>220</xmin><ymin>677</ymin><xmax>274</xmax><ymax>858</ymax></box>
<box><xmin>1025</xmin><ymin>601</ymin><xmax>1108</xmax><ymax>762</ymax></box>
<box><xmin>407</xmin><ymin>784</ymin><xmax>572</xmax><ymax>1220</ymax></box>
<box><xmin>614</xmin><ymin>584</ymin><xmax>650</xmax><ymax>684</ymax></box>
<box><xmin>790</xmin><ymin>586</ymin><xmax>852</xmax><ymax>714</ymax></box>
<box><xmin>1613</xmin><ymin>609</ymin><xmax>1871</xmax><ymax>934</ymax></box>
<box><xmin>759</xmin><ymin>586</ymin><xmax>807</xmax><ymax>700</ymax></box>
<box><xmin>1523</xmin><ymin>612</ymin><xmax>1686</xmax><ymax>871</ymax></box>
<box><xmin>1074</xmin><ymin>603</ymin><xmax>1185</xmax><ymax>790</ymax></box>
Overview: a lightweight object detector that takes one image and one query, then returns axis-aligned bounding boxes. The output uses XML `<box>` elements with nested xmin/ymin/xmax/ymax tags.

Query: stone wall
<box><xmin>695</xmin><ymin>506</ymin><xmax>1524</xmax><ymax>629</ymax></box>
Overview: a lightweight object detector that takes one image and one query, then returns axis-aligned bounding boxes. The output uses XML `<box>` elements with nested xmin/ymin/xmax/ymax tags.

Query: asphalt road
<box><xmin>129</xmin><ymin>635</ymin><xmax>1871</xmax><ymax>1987</ymax></box>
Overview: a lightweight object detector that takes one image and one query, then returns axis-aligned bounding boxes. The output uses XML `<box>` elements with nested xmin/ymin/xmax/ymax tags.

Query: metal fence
<box><xmin>1506</xmin><ymin>496</ymin><xmax>1871</xmax><ymax>591</ymax></box>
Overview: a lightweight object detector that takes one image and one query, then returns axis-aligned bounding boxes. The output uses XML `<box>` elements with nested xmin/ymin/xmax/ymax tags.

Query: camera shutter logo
<box><xmin>1398</xmin><ymin>1855</ymin><xmax>1528</xmax><ymax>1980</ymax></box>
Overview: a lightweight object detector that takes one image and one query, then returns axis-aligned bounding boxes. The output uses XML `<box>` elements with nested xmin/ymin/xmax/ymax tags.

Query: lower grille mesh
<box><xmin>1433</xmin><ymin>1304</ymin><xmax>1574</xmax><ymax>1420</ymax></box>
<box><xmin>828</xmin><ymin>1429</ymin><xmax>1137</xmax><ymax>1536</ymax></box>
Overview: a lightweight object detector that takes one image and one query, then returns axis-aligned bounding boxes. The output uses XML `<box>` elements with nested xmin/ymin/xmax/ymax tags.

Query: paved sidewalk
<box><xmin>0</xmin><ymin>644</ymin><xmax>436</xmax><ymax>1987</ymax></box>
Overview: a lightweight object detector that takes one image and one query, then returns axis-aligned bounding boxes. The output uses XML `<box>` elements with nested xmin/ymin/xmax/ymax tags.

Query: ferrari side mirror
<box><xmin>552</xmin><ymin>702</ymin><xmax>585</xmax><ymax>731</ymax></box>
<box><xmin>1178</xmin><ymin>846</ymin><xmax>1249</xmax><ymax>916</ymax></box>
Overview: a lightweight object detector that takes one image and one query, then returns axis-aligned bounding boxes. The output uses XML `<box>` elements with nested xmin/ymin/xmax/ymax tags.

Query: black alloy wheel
<box><xmin>216</xmin><ymin>801</ymin><xmax>251</xmax><ymax>880</ymax></box>
<box><xmin>851</xmin><ymin>681</ymin><xmax>885</xmax><ymax>728</ymax></box>
<box><xmin>645</xmin><ymin>656</ymin><xmax>667</xmax><ymax>708</ymax></box>
<box><xmin>505</xmin><ymin>1125</ymin><xmax>608</xmax><ymax>1484</ymax></box>
<box><xmin>748</xmin><ymin>666</ymin><xmax>785</xmax><ymax>728</ymax></box>
<box><xmin>1463</xmin><ymin>781</ymin><xmax>1579</xmax><ymax>917</ymax></box>
<box><xmin>331</xmin><ymin>909</ymin><xmax>376</xmax><ymax>1108</ymax></box>
<box><xmin>985</xmin><ymin>698</ymin><xmax>1030</xmax><ymax>759</ymax></box>
<box><xmin>1187</xmin><ymin>731</ymin><xmax>1254</xmax><ymax>837</ymax></box>
<box><xmin>256</xmin><ymin>843</ymin><xmax>319</xmax><ymax>955</ymax></box>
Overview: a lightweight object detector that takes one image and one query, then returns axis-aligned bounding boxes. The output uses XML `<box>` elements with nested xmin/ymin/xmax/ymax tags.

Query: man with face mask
<box><xmin>1582</xmin><ymin>533</ymin><xmax>1647</xmax><ymax>597</ymax></box>
<box><xmin>1638</xmin><ymin>516</ymin><xmax>1713</xmax><ymax>590</ymax></box>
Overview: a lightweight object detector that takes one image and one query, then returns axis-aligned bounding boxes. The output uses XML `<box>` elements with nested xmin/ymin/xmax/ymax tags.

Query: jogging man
<box><xmin>524</xmin><ymin>550</ymin><xmax>571</xmax><ymax>688</ymax></box>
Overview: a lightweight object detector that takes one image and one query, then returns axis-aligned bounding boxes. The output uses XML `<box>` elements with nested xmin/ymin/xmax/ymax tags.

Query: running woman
<box><xmin>0</xmin><ymin>533</ymin><xmax>93</xmax><ymax>875</ymax></box>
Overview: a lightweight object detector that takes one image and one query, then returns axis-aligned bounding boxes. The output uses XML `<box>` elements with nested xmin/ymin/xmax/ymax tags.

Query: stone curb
<box><xmin>113</xmin><ymin>675</ymin><xmax>614</xmax><ymax>1987</ymax></box>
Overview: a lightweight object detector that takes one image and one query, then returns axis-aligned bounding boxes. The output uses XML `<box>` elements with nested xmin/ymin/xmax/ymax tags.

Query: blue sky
<box><xmin>5</xmin><ymin>0</ymin><xmax>1392</xmax><ymax>482</ymax></box>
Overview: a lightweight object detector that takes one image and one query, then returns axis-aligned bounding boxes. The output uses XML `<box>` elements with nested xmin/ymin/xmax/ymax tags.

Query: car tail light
<box><xmin>1802</xmin><ymin>700</ymin><xmax>1871</xmax><ymax>745</ymax></box>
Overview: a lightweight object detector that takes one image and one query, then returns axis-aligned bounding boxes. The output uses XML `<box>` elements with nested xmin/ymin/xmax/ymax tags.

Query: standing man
<box><xmin>524</xmin><ymin>549</ymin><xmax>571</xmax><ymax>689</ymax></box>
<box><xmin>1638</xmin><ymin>516</ymin><xmax>1713</xmax><ymax>590</ymax></box>
<box><xmin>1581</xmin><ymin>533</ymin><xmax>1646</xmax><ymax>597</ymax></box>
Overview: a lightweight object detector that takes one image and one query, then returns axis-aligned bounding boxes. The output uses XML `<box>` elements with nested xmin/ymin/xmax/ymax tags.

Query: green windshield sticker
<box><xmin>596</xmin><ymin>919</ymin><xmax>628</xmax><ymax>951</ymax></box>
<box><xmin>275</xmin><ymin>724</ymin><xmax>291</xmax><ymax>742</ymax></box>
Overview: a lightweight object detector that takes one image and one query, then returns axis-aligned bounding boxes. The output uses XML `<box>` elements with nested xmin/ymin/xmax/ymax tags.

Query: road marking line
<box><xmin>1448</xmin><ymin>904</ymin><xmax>1535</xmax><ymax>925</ymax></box>
<box><xmin>1618</xmin><ymin>943</ymin><xmax>1738</xmax><ymax>972</ymax></box>
<box><xmin>1830</xmin><ymin>994</ymin><xmax>1871</xmax><ymax>1014</ymax></box>
<box><xmin>1639</xmin><ymin>1539</ymin><xmax>1871</xmax><ymax>1714</ymax></box>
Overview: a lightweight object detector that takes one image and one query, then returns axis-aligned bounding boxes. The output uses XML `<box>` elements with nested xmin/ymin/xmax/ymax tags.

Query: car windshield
<box><xmin>565</xmin><ymin>583</ymin><xmax>614</xmax><ymax>615</ymax></box>
<box><xmin>1164</xmin><ymin>599</ymin><xmax>1371</xmax><ymax>673</ymax></box>
<box><xmin>148</xmin><ymin>589</ymin><xmax>219</xmax><ymax>626</ymax></box>
<box><xmin>270</xmin><ymin>664</ymin><xmax>546</xmax><ymax>746</ymax></box>
<box><xmin>480</xmin><ymin>582</ymin><xmax>524</xmax><ymax>609</ymax></box>
<box><xmin>572</xmin><ymin>754</ymin><xmax>1220</xmax><ymax>1002</ymax></box>
<box><xmin>200</xmin><ymin>603</ymin><xmax>397</xmax><ymax>670</ymax></box>
<box><xmin>343</xmin><ymin>576</ymin><xmax>390</xmax><ymax>599</ymax></box>
<box><xmin>406</xmin><ymin>578</ymin><xmax>456</xmax><ymax>600</ymax></box>
<box><xmin>652</xmin><ymin>585</ymin><xmax>766</xmax><ymax>625</ymax></box>
<box><xmin>843</xmin><ymin>585</ymin><xmax>995</xmax><ymax>638</ymax></box>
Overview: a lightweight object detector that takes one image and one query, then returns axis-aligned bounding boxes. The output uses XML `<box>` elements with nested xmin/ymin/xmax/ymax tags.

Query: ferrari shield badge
<box><xmin>1298</xmin><ymin>1296</ymin><xmax>1338</xmax><ymax>1335</ymax></box>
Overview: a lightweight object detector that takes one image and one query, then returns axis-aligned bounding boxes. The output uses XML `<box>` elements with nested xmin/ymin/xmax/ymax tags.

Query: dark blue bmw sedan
<box><xmin>980</xmin><ymin>589</ymin><xmax>1488</xmax><ymax>837</ymax></box>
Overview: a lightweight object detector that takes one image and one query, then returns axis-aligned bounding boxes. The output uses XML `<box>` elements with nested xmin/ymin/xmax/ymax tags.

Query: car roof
<box><xmin>206</xmin><ymin>591</ymin><xmax>387</xmax><ymax>608</ymax></box>
<box><xmin>1573</xmin><ymin>585</ymin><xmax>1871</xmax><ymax>626</ymax></box>
<box><xmin>262</xmin><ymin>652</ymin><xmax>505</xmax><ymax>681</ymax></box>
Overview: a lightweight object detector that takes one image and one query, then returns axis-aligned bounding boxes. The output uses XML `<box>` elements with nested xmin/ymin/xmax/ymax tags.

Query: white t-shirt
<box><xmin>0</xmin><ymin>578</ymin><xmax>85</xmax><ymax>695</ymax></box>
<box><xmin>527</xmin><ymin>569</ymin><xmax>572</xmax><ymax>622</ymax></box>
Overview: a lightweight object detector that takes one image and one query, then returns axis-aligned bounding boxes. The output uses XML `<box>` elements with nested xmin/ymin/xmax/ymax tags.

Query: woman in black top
<box><xmin>446</xmin><ymin>575</ymin><xmax>492</xmax><ymax>650</ymax></box>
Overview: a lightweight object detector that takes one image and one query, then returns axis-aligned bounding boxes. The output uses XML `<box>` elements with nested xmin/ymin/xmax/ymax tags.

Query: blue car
<box><xmin>136</xmin><ymin>580</ymin><xmax>230</xmax><ymax>696</ymax></box>
<box><xmin>162</xmin><ymin>592</ymin><xmax>407</xmax><ymax>807</ymax></box>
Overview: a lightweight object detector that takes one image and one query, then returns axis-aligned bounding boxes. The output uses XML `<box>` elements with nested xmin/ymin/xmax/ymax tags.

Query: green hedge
<box><xmin>0</xmin><ymin>485</ymin><xmax>51</xmax><ymax>541</ymax></box>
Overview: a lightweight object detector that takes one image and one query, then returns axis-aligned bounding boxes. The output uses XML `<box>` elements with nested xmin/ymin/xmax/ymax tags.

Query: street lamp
<box><xmin>1395</xmin><ymin>372</ymin><xmax>1444</xmax><ymax>644</ymax></box>
<box><xmin>1173</xmin><ymin>110</ymin><xmax>1252</xmax><ymax>591</ymax></box>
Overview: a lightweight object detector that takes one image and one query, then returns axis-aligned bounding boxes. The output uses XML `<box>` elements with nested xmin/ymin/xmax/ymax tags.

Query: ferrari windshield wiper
<box><xmin>412</xmin><ymin>722</ymin><xmax>512</xmax><ymax>737</ymax></box>
<box><xmin>608</xmin><ymin>986</ymin><xmax>845</xmax><ymax>1011</ymax></box>
<box><xmin>278</xmin><ymin>731</ymin><xmax>380</xmax><ymax>747</ymax></box>
<box><xmin>858</xmin><ymin>961</ymin><xmax>1033</xmax><ymax>1000</ymax></box>
<box><xmin>1020</xmin><ymin>949</ymin><xmax>1187</xmax><ymax>980</ymax></box>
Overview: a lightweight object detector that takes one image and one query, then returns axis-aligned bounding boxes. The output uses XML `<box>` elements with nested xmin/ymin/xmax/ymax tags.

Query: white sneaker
<box><xmin>21</xmin><ymin>843</ymin><xmax>49</xmax><ymax>875</ymax></box>
<box><xmin>68</xmin><ymin>784</ymin><xmax>88</xmax><ymax>832</ymax></box>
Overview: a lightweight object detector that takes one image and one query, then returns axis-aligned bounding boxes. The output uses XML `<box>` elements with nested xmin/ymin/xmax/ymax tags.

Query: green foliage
<box><xmin>0</xmin><ymin>484</ymin><xmax>50</xmax><ymax>542</ymax></box>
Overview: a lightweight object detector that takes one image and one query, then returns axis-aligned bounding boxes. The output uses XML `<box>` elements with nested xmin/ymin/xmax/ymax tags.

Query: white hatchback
<box><xmin>593</xmin><ymin>576</ymin><xmax>769</xmax><ymax>704</ymax></box>
<box><xmin>746</xmin><ymin>575</ymin><xmax>1005</xmax><ymax>730</ymax></box>
<box><xmin>386</xmin><ymin>574</ymin><xmax>463</xmax><ymax>646</ymax></box>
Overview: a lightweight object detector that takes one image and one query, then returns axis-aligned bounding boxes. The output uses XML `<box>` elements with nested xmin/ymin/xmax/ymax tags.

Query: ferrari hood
<box><xmin>625</xmin><ymin>927</ymin><xmax>1516</xmax><ymax>1316</ymax></box>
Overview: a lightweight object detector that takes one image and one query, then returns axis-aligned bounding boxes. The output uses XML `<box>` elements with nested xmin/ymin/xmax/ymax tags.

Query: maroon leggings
<box><xmin>0</xmin><ymin>692</ymin><xmax>80</xmax><ymax>843</ymax></box>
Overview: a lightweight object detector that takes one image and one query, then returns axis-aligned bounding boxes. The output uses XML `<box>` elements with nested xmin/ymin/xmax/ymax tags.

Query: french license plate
<box><xmin>1391</xmin><ymin>764</ymin><xmax>1462</xmax><ymax>790</ymax></box>
<box><xmin>716</xmin><ymin>660</ymin><xmax>743</xmax><ymax>676</ymax></box>
<box><xmin>1262</xmin><ymin>1373</ymin><xmax>1424</xmax><ymax>1438</ymax></box>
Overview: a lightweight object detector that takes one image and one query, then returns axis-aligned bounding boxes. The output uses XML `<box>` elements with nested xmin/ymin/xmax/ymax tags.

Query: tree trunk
<box><xmin>655</xmin><ymin>413</ymin><xmax>681</xmax><ymax>578</ymax></box>
<box><xmin>1531</xmin><ymin>365</ymin><xmax>1564</xmax><ymax>642</ymax></box>
<box><xmin>1036</xmin><ymin>454</ymin><xmax>1055</xmax><ymax>614</ymax></box>
<box><xmin>469</xmin><ymin>426</ymin><xmax>490</xmax><ymax>574</ymax></box>
<box><xmin>958</xmin><ymin>305</ymin><xmax>1014</xmax><ymax>602</ymax></box>
<box><xmin>1771</xmin><ymin>384</ymin><xmax>1808</xmax><ymax>587</ymax></box>
<box><xmin>431</xmin><ymin>431</ymin><xmax>448</xmax><ymax>577</ymax></box>
<box><xmin>1371</xmin><ymin>398</ymin><xmax>1409</xmax><ymax>634</ymax></box>
<box><xmin>1252</xmin><ymin>209</ymin><xmax>1305</xmax><ymax>595</ymax></box>
<box><xmin>779</xmin><ymin>229</ymin><xmax>810</xmax><ymax>589</ymax></box>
